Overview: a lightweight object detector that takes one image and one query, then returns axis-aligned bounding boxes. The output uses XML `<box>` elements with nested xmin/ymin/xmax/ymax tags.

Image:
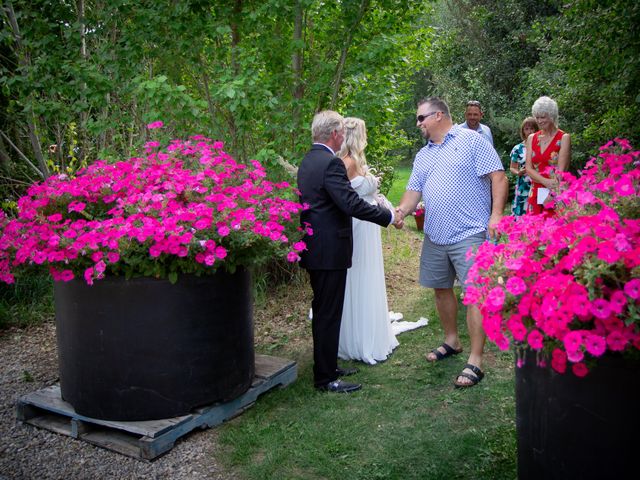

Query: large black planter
<box><xmin>54</xmin><ymin>269</ymin><xmax>254</xmax><ymax>421</ymax></box>
<box><xmin>515</xmin><ymin>351</ymin><xmax>639</xmax><ymax>479</ymax></box>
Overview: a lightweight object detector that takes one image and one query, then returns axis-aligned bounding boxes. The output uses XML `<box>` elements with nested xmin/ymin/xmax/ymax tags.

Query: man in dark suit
<box><xmin>297</xmin><ymin>110</ymin><xmax>399</xmax><ymax>393</ymax></box>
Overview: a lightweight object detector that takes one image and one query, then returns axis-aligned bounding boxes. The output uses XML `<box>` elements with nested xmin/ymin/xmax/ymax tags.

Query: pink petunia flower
<box><xmin>286</xmin><ymin>251</ymin><xmax>301</xmax><ymax>263</ymax></box>
<box><xmin>597</xmin><ymin>243</ymin><xmax>621</xmax><ymax>263</ymax></box>
<box><xmin>613</xmin><ymin>175</ymin><xmax>635</xmax><ymax>196</ymax></box>
<box><xmin>493</xmin><ymin>334</ymin><xmax>510</xmax><ymax>351</ymax></box>
<box><xmin>506</xmin><ymin>276</ymin><xmax>526</xmax><ymax>296</ymax></box>
<box><xmin>584</xmin><ymin>334</ymin><xmax>606</xmax><ymax>356</ymax></box>
<box><xmin>60</xmin><ymin>270</ymin><xmax>74</xmax><ymax>282</ymax></box>
<box><xmin>608</xmin><ymin>290</ymin><xmax>628</xmax><ymax>314</ymax></box>
<box><xmin>107</xmin><ymin>252</ymin><xmax>120</xmax><ymax>263</ymax></box>
<box><xmin>606</xmin><ymin>331</ymin><xmax>628</xmax><ymax>351</ymax></box>
<box><xmin>485</xmin><ymin>286</ymin><xmax>506</xmax><ymax>312</ymax></box>
<box><xmin>571</xmin><ymin>363</ymin><xmax>589</xmax><ymax>377</ymax></box>
<box><xmin>527</xmin><ymin>329</ymin><xmax>544</xmax><ymax>350</ymax></box>
<box><xmin>551</xmin><ymin>348</ymin><xmax>567</xmax><ymax>374</ymax></box>
<box><xmin>566</xmin><ymin>349</ymin><xmax>584</xmax><ymax>363</ymax></box>
<box><xmin>83</xmin><ymin>267</ymin><xmax>94</xmax><ymax>286</ymax></box>
<box><xmin>624</xmin><ymin>278</ymin><xmax>640</xmax><ymax>299</ymax></box>
<box><xmin>506</xmin><ymin>317</ymin><xmax>527</xmax><ymax>341</ymax></box>
<box><xmin>591</xmin><ymin>299</ymin><xmax>611</xmax><ymax>319</ymax></box>
<box><xmin>563</xmin><ymin>330</ymin><xmax>582</xmax><ymax>354</ymax></box>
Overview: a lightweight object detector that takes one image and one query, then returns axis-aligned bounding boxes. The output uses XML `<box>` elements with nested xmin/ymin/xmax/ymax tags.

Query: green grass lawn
<box><xmin>386</xmin><ymin>166</ymin><xmax>411</xmax><ymax>206</ymax></box>
<box><xmin>386</xmin><ymin>166</ymin><xmax>423</xmax><ymax>231</ymax></box>
<box><xmin>215</xmin><ymin>171</ymin><xmax>517</xmax><ymax>479</ymax></box>
<box><xmin>218</xmin><ymin>308</ymin><xmax>516</xmax><ymax>479</ymax></box>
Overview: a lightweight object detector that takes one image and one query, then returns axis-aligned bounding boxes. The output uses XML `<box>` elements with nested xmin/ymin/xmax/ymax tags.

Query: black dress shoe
<box><xmin>336</xmin><ymin>367</ymin><xmax>358</xmax><ymax>377</ymax></box>
<box><xmin>317</xmin><ymin>379</ymin><xmax>362</xmax><ymax>393</ymax></box>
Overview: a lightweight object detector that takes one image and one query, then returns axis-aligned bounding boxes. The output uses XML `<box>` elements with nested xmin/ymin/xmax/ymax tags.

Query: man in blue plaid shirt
<box><xmin>396</xmin><ymin>97</ymin><xmax>508</xmax><ymax>388</ymax></box>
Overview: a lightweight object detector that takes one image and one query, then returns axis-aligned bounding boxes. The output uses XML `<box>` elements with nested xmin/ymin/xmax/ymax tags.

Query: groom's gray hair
<box><xmin>312</xmin><ymin>110</ymin><xmax>344</xmax><ymax>143</ymax></box>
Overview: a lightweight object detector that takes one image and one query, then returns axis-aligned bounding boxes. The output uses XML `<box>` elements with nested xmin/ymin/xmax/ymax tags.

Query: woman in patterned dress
<box><xmin>509</xmin><ymin>117</ymin><xmax>538</xmax><ymax>216</ymax></box>
<box><xmin>525</xmin><ymin>96</ymin><xmax>571</xmax><ymax>215</ymax></box>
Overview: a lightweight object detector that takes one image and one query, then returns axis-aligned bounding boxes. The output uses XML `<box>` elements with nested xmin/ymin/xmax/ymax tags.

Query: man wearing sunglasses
<box><xmin>461</xmin><ymin>100</ymin><xmax>494</xmax><ymax>146</ymax></box>
<box><xmin>396</xmin><ymin>97</ymin><xmax>507</xmax><ymax>388</ymax></box>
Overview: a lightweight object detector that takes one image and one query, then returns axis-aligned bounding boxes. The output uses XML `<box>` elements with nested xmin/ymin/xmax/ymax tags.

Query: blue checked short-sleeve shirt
<box><xmin>407</xmin><ymin>124</ymin><xmax>503</xmax><ymax>245</ymax></box>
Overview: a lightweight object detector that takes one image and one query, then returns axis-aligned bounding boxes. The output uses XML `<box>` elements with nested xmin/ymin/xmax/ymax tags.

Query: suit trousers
<box><xmin>308</xmin><ymin>269</ymin><xmax>348</xmax><ymax>388</ymax></box>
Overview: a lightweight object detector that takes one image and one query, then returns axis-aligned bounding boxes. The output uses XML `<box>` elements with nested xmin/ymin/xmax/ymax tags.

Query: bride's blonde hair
<box><xmin>338</xmin><ymin>117</ymin><xmax>368</xmax><ymax>174</ymax></box>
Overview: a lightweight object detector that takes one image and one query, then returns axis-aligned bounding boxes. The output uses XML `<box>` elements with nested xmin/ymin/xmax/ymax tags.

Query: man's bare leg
<box><xmin>426</xmin><ymin>288</ymin><xmax>462</xmax><ymax>361</ymax></box>
<box><xmin>455</xmin><ymin>304</ymin><xmax>486</xmax><ymax>385</ymax></box>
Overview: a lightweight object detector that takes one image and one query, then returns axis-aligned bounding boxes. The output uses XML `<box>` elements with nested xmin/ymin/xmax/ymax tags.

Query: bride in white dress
<box><xmin>337</xmin><ymin>117</ymin><xmax>399</xmax><ymax>365</ymax></box>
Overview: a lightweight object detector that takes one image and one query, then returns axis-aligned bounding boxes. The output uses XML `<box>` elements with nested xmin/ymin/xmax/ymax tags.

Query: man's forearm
<box><xmin>491</xmin><ymin>172</ymin><xmax>509</xmax><ymax>216</ymax></box>
<box><xmin>396</xmin><ymin>190</ymin><xmax>422</xmax><ymax>218</ymax></box>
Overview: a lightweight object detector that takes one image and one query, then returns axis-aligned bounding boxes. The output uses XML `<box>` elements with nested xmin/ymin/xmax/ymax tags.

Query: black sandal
<box><xmin>454</xmin><ymin>363</ymin><xmax>484</xmax><ymax>388</ymax></box>
<box><xmin>426</xmin><ymin>342</ymin><xmax>463</xmax><ymax>362</ymax></box>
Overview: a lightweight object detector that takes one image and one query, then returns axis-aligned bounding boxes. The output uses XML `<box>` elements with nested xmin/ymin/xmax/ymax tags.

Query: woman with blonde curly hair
<box><xmin>337</xmin><ymin>117</ymin><xmax>398</xmax><ymax>364</ymax></box>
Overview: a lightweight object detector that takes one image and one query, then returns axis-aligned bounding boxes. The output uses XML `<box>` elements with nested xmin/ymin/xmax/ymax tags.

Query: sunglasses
<box><xmin>416</xmin><ymin>111</ymin><xmax>439</xmax><ymax>122</ymax></box>
<box><xmin>467</xmin><ymin>100</ymin><xmax>481</xmax><ymax>107</ymax></box>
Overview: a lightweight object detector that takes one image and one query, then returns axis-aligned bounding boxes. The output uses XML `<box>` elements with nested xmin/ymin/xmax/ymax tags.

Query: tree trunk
<box><xmin>200</xmin><ymin>61</ymin><xmax>217</xmax><ymax>125</ymax></box>
<box><xmin>76</xmin><ymin>0</ymin><xmax>89</xmax><ymax>163</ymax></box>
<box><xmin>100</xmin><ymin>20</ymin><xmax>120</xmax><ymax>153</ymax></box>
<box><xmin>291</xmin><ymin>1</ymin><xmax>305</xmax><ymax>141</ymax></box>
<box><xmin>98</xmin><ymin>93</ymin><xmax>110</xmax><ymax>153</ymax></box>
<box><xmin>230</xmin><ymin>0</ymin><xmax>242</xmax><ymax>76</ymax></box>
<box><xmin>329</xmin><ymin>0</ymin><xmax>370</xmax><ymax>110</ymax></box>
<box><xmin>0</xmin><ymin>132</ymin><xmax>10</xmax><ymax>165</ymax></box>
<box><xmin>4</xmin><ymin>1</ymin><xmax>48</xmax><ymax>177</ymax></box>
<box><xmin>0</xmin><ymin>129</ymin><xmax>43</xmax><ymax>179</ymax></box>
<box><xmin>53</xmin><ymin>122</ymin><xmax>65</xmax><ymax>172</ymax></box>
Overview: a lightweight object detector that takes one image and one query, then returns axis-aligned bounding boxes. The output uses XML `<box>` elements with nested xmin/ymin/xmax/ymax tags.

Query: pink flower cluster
<box><xmin>0</xmin><ymin>135</ymin><xmax>308</xmax><ymax>285</ymax></box>
<box><xmin>465</xmin><ymin>139</ymin><xmax>640</xmax><ymax>376</ymax></box>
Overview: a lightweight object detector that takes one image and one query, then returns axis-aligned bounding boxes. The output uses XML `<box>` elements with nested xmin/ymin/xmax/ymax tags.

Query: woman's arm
<box><xmin>557</xmin><ymin>133</ymin><xmax>571</xmax><ymax>172</ymax></box>
<box><xmin>509</xmin><ymin>145</ymin><xmax>523</xmax><ymax>176</ymax></box>
<box><xmin>509</xmin><ymin>161</ymin><xmax>521</xmax><ymax>176</ymax></box>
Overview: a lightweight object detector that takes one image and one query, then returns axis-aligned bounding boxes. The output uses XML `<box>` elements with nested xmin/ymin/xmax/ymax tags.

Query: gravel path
<box><xmin>0</xmin><ymin>322</ymin><xmax>237</xmax><ymax>480</ymax></box>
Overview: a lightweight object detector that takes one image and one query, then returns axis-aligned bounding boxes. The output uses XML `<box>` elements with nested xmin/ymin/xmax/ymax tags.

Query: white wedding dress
<box><xmin>338</xmin><ymin>174</ymin><xmax>399</xmax><ymax>364</ymax></box>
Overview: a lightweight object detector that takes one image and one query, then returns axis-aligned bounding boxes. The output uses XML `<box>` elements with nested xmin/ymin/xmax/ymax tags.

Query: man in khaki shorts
<box><xmin>396</xmin><ymin>97</ymin><xmax>507</xmax><ymax>388</ymax></box>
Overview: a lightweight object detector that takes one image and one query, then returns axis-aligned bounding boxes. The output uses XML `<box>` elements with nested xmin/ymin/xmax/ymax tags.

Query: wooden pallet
<box><xmin>16</xmin><ymin>354</ymin><xmax>296</xmax><ymax>461</ymax></box>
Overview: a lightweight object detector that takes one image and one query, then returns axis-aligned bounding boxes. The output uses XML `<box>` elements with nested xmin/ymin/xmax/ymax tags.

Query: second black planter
<box><xmin>515</xmin><ymin>350</ymin><xmax>639</xmax><ymax>480</ymax></box>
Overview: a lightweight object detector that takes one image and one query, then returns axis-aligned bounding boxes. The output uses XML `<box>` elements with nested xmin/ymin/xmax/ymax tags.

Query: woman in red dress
<box><xmin>525</xmin><ymin>96</ymin><xmax>571</xmax><ymax>215</ymax></box>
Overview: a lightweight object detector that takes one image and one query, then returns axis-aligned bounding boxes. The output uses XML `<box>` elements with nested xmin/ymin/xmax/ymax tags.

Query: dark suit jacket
<box><xmin>297</xmin><ymin>144</ymin><xmax>392</xmax><ymax>270</ymax></box>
